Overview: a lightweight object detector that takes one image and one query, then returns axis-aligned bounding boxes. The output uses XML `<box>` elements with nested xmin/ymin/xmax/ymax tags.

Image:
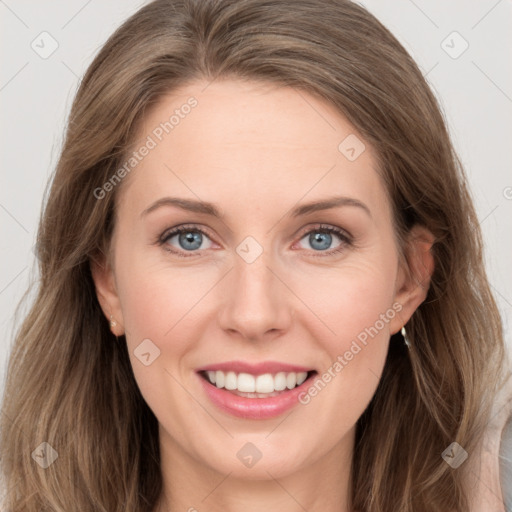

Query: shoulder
<box><xmin>467</xmin><ymin>369</ymin><xmax>512</xmax><ymax>512</ymax></box>
<box><xmin>500</xmin><ymin>413</ymin><xmax>512</xmax><ymax>512</ymax></box>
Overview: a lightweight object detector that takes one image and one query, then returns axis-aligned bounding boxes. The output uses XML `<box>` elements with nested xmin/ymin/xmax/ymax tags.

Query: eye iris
<box><xmin>168</xmin><ymin>228</ymin><xmax>340</xmax><ymax>253</ymax></box>
<box><xmin>179</xmin><ymin>231</ymin><xmax>202</xmax><ymax>250</ymax></box>
<box><xmin>310</xmin><ymin>231</ymin><xmax>332</xmax><ymax>251</ymax></box>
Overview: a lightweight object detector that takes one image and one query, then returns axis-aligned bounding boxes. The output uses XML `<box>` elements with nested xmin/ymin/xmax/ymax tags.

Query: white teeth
<box><xmin>237</xmin><ymin>373</ymin><xmax>256</xmax><ymax>392</ymax></box>
<box><xmin>274</xmin><ymin>372</ymin><xmax>287</xmax><ymax>391</ymax></box>
<box><xmin>296</xmin><ymin>372</ymin><xmax>307</xmax><ymax>386</ymax></box>
<box><xmin>205</xmin><ymin>370</ymin><xmax>309</xmax><ymax>394</ymax></box>
<box><xmin>215</xmin><ymin>370</ymin><xmax>224</xmax><ymax>388</ymax></box>
<box><xmin>255</xmin><ymin>374</ymin><xmax>274</xmax><ymax>393</ymax></box>
<box><xmin>224</xmin><ymin>371</ymin><xmax>237</xmax><ymax>390</ymax></box>
<box><xmin>286</xmin><ymin>372</ymin><xmax>297</xmax><ymax>389</ymax></box>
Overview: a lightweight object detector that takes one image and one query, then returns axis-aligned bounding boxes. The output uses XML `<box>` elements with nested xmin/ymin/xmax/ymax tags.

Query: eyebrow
<box><xmin>140</xmin><ymin>195</ymin><xmax>372</xmax><ymax>220</ymax></box>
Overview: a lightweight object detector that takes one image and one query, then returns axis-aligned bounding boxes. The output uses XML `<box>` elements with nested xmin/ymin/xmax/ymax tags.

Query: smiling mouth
<box><xmin>199</xmin><ymin>370</ymin><xmax>317</xmax><ymax>398</ymax></box>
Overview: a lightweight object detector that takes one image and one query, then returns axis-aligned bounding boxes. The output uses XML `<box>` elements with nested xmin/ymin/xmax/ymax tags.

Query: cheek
<box><xmin>328</xmin><ymin>275</ymin><xmax>396</xmax><ymax>344</ymax></box>
<box><xmin>116</xmin><ymin>248</ymin><xmax>214</xmax><ymax>340</ymax></box>
<box><xmin>299</xmin><ymin>256</ymin><xmax>398</xmax><ymax>350</ymax></box>
<box><xmin>114</xmin><ymin>251</ymin><xmax>225</xmax><ymax>411</ymax></box>
<box><xmin>294</xmin><ymin>257</ymin><xmax>397</xmax><ymax>413</ymax></box>
<box><xmin>115</xmin><ymin>257</ymin><xmax>211</xmax><ymax>421</ymax></box>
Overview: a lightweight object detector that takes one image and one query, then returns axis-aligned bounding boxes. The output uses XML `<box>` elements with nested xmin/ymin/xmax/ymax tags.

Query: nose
<box><xmin>217</xmin><ymin>249</ymin><xmax>293</xmax><ymax>343</ymax></box>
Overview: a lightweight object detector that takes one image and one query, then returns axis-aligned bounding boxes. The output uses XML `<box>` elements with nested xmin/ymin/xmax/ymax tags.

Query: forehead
<box><xmin>116</xmin><ymin>79</ymin><xmax>390</xmax><ymax>222</ymax></box>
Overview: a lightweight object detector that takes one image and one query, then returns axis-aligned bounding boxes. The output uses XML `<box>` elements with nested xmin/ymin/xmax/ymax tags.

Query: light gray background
<box><xmin>1</xmin><ymin>1</ymin><xmax>511</xmax><ymax>398</ymax></box>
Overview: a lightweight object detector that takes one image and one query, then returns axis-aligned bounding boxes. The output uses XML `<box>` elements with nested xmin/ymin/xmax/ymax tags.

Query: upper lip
<box><xmin>196</xmin><ymin>360</ymin><xmax>314</xmax><ymax>375</ymax></box>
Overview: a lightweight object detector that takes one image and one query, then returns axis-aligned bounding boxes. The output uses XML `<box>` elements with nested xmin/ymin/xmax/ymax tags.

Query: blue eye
<box><xmin>158</xmin><ymin>223</ymin><xmax>352</xmax><ymax>258</ymax></box>
<box><xmin>159</xmin><ymin>225</ymin><xmax>213</xmax><ymax>255</ymax></box>
<box><xmin>295</xmin><ymin>224</ymin><xmax>352</xmax><ymax>256</ymax></box>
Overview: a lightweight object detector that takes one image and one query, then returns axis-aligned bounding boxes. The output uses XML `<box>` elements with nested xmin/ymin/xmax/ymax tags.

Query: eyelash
<box><xmin>157</xmin><ymin>223</ymin><xmax>353</xmax><ymax>258</ymax></box>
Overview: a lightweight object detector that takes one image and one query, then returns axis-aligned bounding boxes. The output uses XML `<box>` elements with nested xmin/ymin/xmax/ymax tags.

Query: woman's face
<box><xmin>94</xmin><ymin>79</ymin><xmax>429</xmax><ymax>480</ymax></box>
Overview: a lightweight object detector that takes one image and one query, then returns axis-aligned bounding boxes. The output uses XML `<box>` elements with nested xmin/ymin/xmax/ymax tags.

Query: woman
<box><xmin>0</xmin><ymin>0</ymin><xmax>509</xmax><ymax>511</ymax></box>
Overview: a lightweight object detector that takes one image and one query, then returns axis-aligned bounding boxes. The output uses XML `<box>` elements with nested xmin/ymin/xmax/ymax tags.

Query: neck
<box><xmin>155</xmin><ymin>426</ymin><xmax>355</xmax><ymax>512</ymax></box>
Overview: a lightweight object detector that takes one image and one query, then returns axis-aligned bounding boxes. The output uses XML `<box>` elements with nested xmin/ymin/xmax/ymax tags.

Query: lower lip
<box><xmin>198</xmin><ymin>372</ymin><xmax>315</xmax><ymax>420</ymax></box>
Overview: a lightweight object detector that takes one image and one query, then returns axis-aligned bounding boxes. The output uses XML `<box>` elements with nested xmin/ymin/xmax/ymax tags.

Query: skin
<box><xmin>92</xmin><ymin>79</ymin><xmax>434</xmax><ymax>512</ymax></box>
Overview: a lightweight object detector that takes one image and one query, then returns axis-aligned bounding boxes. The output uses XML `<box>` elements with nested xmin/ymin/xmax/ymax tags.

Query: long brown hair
<box><xmin>0</xmin><ymin>1</ymin><xmax>507</xmax><ymax>510</ymax></box>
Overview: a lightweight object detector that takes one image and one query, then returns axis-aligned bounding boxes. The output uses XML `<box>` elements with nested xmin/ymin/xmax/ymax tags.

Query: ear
<box><xmin>389</xmin><ymin>224</ymin><xmax>435</xmax><ymax>335</ymax></box>
<box><xmin>90</xmin><ymin>250</ymin><xmax>125</xmax><ymax>336</ymax></box>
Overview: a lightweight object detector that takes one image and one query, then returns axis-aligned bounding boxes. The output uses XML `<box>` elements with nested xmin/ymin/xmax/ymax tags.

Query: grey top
<box><xmin>500</xmin><ymin>414</ymin><xmax>512</xmax><ymax>512</ymax></box>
